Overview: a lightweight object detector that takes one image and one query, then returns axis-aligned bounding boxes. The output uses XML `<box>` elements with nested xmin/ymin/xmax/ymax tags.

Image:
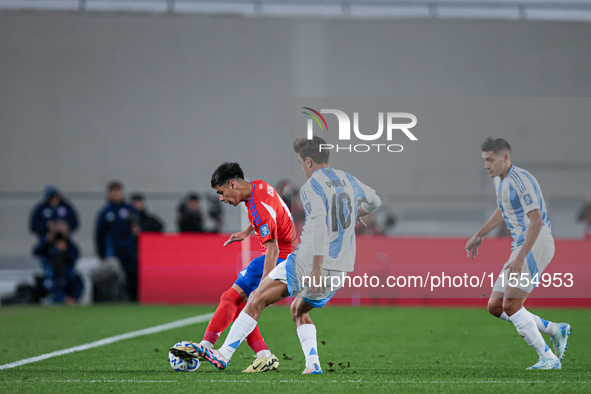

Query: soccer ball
<box><xmin>168</xmin><ymin>341</ymin><xmax>201</xmax><ymax>372</ymax></box>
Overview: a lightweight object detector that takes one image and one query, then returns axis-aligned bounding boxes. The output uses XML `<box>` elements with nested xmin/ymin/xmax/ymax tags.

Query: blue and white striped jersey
<box><xmin>294</xmin><ymin>167</ymin><xmax>380</xmax><ymax>272</ymax></box>
<box><xmin>494</xmin><ymin>165</ymin><xmax>552</xmax><ymax>250</ymax></box>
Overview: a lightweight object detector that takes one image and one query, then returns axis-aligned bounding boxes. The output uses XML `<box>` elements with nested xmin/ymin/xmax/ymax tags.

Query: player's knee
<box><xmin>501</xmin><ymin>300</ymin><xmax>520</xmax><ymax>316</ymax></box>
<box><xmin>220</xmin><ymin>288</ymin><xmax>239</xmax><ymax>305</ymax></box>
<box><xmin>290</xmin><ymin>301</ymin><xmax>308</xmax><ymax>324</ymax></box>
<box><xmin>487</xmin><ymin>299</ymin><xmax>503</xmax><ymax>317</ymax></box>
<box><xmin>246</xmin><ymin>290</ymin><xmax>265</xmax><ymax>312</ymax></box>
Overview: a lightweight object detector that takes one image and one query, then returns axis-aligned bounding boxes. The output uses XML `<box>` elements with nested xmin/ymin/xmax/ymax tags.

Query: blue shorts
<box><xmin>234</xmin><ymin>255</ymin><xmax>286</xmax><ymax>297</ymax></box>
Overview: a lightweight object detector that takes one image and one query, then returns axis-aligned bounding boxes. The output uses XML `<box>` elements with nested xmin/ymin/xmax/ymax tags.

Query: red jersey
<box><xmin>246</xmin><ymin>180</ymin><xmax>297</xmax><ymax>259</ymax></box>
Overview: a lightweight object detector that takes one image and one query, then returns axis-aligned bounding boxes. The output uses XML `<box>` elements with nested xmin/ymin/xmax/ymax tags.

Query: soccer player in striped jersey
<box><xmin>172</xmin><ymin>136</ymin><xmax>381</xmax><ymax>374</ymax></box>
<box><xmin>465</xmin><ymin>137</ymin><xmax>571</xmax><ymax>370</ymax></box>
<box><xmin>193</xmin><ymin>162</ymin><xmax>297</xmax><ymax>373</ymax></box>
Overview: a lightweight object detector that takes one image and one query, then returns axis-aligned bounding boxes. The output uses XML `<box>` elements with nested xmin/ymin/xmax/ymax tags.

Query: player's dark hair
<box><xmin>293</xmin><ymin>136</ymin><xmax>329</xmax><ymax>164</ymax></box>
<box><xmin>481</xmin><ymin>137</ymin><xmax>511</xmax><ymax>155</ymax></box>
<box><xmin>107</xmin><ymin>180</ymin><xmax>123</xmax><ymax>191</ymax></box>
<box><xmin>210</xmin><ymin>162</ymin><xmax>245</xmax><ymax>188</ymax></box>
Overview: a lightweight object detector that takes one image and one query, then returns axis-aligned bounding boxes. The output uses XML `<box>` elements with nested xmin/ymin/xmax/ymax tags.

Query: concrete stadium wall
<box><xmin>1</xmin><ymin>12</ymin><xmax>590</xmax><ymax>257</ymax></box>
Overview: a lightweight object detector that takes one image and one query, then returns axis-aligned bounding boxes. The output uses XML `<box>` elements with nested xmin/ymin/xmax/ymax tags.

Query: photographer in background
<box><xmin>94</xmin><ymin>181</ymin><xmax>139</xmax><ymax>302</ymax></box>
<box><xmin>576</xmin><ymin>192</ymin><xmax>591</xmax><ymax>239</ymax></box>
<box><xmin>29</xmin><ymin>186</ymin><xmax>79</xmax><ymax>240</ymax></box>
<box><xmin>131</xmin><ymin>193</ymin><xmax>165</xmax><ymax>233</ymax></box>
<box><xmin>33</xmin><ymin>220</ymin><xmax>83</xmax><ymax>304</ymax></box>
<box><xmin>177</xmin><ymin>192</ymin><xmax>204</xmax><ymax>232</ymax></box>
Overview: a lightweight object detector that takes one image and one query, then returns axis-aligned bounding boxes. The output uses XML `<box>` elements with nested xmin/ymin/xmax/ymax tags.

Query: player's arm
<box><xmin>506</xmin><ymin>209</ymin><xmax>543</xmax><ymax>275</ymax></box>
<box><xmin>261</xmin><ymin>238</ymin><xmax>279</xmax><ymax>281</ymax></box>
<box><xmin>357</xmin><ymin>193</ymin><xmax>382</xmax><ymax>220</ymax></box>
<box><xmin>223</xmin><ymin>224</ymin><xmax>253</xmax><ymax>247</ymax></box>
<box><xmin>466</xmin><ymin>208</ymin><xmax>504</xmax><ymax>258</ymax></box>
<box><xmin>354</xmin><ymin>178</ymin><xmax>382</xmax><ymax>224</ymax></box>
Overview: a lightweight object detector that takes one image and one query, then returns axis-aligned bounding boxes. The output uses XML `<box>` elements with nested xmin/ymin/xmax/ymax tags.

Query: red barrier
<box><xmin>139</xmin><ymin>234</ymin><xmax>591</xmax><ymax>307</ymax></box>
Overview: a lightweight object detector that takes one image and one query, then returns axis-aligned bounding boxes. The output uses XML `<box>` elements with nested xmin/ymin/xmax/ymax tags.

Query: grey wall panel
<box><xmin>1</xmin><ymin>12</ymin><xmax>590</xmax><ymax>256</ymax></box>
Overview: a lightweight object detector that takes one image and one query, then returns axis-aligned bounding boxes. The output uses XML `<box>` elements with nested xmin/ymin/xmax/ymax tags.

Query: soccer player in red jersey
<box><xmin>198</xmin><ymin>162</ymin><xmax>297</xmax><ymax>372</ymax></box>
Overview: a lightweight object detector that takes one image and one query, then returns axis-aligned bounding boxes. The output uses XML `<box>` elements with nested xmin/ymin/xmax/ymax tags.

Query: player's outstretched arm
<box><xmin>223</xmin><ymin>224</ymin><xmax>253</xmax><ymax>247</ymax></box>
<box><xmin>466</xmin><ymin>208</ymin><xmax>504</xmax><ymax>258</ymax></box>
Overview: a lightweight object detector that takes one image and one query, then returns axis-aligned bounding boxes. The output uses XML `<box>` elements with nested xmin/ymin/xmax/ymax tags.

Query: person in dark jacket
<box><xmin>95</xmin><ymin>181</ymin><xmax>139</xmax><ymax>301</ymax></box>
<box><xmin>29</xmin><ymin>186</ymin><xmax>79</xmax><ymax>239</ymax></box>
<box><xmin>576</xmin><ymin>193</ymin><xmax>591</xmax><ymax>239</ymax></box>
<box><xmin>177</xmin><ymin>192</ymin><xmax>204</xmax><ymax>232</ymax></box>
<box><xmin>33</xmin><ymin>220</ymin><xmax>83</xmax><ymax>303</ymax></box>
<box><xmin>131</xmin><ymin>193</ymin><xmax>165</xmax><ymax>232</ymax></box>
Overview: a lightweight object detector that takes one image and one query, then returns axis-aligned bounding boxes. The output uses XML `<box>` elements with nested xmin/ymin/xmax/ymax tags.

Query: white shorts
<box><xmin>268</xmin><ymin>253</ymin><xmax>346</xmax><ymax>308</ymax></box>
<box><xmin>492</xmin><ymin>234</ymin><xmax>555</xmax><ymax>294</ymax></box>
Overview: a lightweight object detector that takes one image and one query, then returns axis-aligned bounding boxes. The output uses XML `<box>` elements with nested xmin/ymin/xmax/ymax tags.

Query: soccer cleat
<box><xmin>526</xmin><ymin>357</ymin><xmax>561</xmax><ymax>370</ymax></box>
<box><xmin>550</xmin><ymin>323</ymin><xmax>571</xmax><ymax>360</ymax></box>
<box><xmin>302</xmin><ymin>363</ymin><xmax>323</xmax><ymax>375</ymax></box>
<box><xmin>242</xmin><ymin>354</ymin><xmax>279</xmax><ymax>373</ymax></box>
<box><xmin>170</xmin><ymin>342</ymin><xmax>229</xmax><ymax>370</ymax></box>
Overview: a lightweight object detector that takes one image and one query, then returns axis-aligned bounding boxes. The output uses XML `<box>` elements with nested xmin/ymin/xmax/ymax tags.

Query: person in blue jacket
<box><xmin>30</xmin><ymin>186</ymin><xmax>79</xmax><ymax>239</ymax></box>
<box><xmin>33</xmin><ymin>220</ymin><xmax>83</xmax><ymax>303</ymax></box>
<box><xmin>95</xmin><ymin>181</ymin><xmax>140</xmax><ymax>301</ymax></box>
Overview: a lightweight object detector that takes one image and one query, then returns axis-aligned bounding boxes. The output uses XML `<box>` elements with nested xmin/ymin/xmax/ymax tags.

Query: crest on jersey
<box><xmin>524</xmin><ymin>193</ymin><xmax>533</xmax><ymax>206</ymax></box>
<box><xmin>260</xmin><ymin>224</ymin><xmax>270</xmax><ymax>237</ymax></box>
<box><xmin>503</xmin><ymin>192</ymin><xmax>508</xmax><ymax>203</ymax></box>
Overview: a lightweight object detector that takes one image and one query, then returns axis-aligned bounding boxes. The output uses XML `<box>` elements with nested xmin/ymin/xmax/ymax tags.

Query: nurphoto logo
<box><xmin>302</xmin><ymin>107</ymin><xmax>418</xmax><ymax>153</ymax></box>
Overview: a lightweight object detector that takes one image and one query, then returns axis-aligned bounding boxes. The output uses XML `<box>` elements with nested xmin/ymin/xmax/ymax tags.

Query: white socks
<box><xmin>200</xmin><ymin>340</ymin><xmax>214</xmax><ymax>349</ymax></box>
<box><xmin>509</xmin><ymin>307</ymin><xmax>555</xmax><ymax>359</ymax></box>
<box><xmin>257</xmin><ymin>350</ymin><xmax>272</xmax><ymax>358</ymax></box>
<box><xmin>498</xmin><ymin>309</ymin><xmax>557</xmax><ymax>336</ymax></box>
<box><xmin>218</xmin><ymin>311</ymin><xmax>258</xmax><ymax>360</ymax></box>
<box><xmin>528</xmin><ymin>309</ymin><xmax>558</xmax><ymax>336</ymax></box>
<box><xmin>297</xmin><ymin>324</ymin><xmax>319</xmax><ymax>368</ymax></box>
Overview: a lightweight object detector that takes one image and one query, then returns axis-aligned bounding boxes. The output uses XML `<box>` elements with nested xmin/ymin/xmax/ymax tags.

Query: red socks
<box><xmin>202</xmin><ymin>287</ymin><xmax>269</xmax><ymax>354</ymax></box>
<box><xmin>203</xmin><ymin>288</ymin><xmax>242</xmax><ymax>344</ymax></box>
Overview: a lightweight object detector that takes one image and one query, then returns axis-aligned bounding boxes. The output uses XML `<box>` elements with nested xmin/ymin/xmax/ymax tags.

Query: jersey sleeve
<box><xmin>517</xmin><ymin>177</ymin><xmax>540</xmax><ymax>214</ymax></box>
<box><xmin>346</xmin><ymin>173</ymin><xmax>381</xmax><ymax>214</ymax></box>
<box><xmin>253</xmin><ymin>201</ymin><xmax>279</xmax><ymax>244</ymax></box>
<box><xmin>300</xmin><ymin>182</ymin><xmax>328</xmax><ymax>220</ymax></box>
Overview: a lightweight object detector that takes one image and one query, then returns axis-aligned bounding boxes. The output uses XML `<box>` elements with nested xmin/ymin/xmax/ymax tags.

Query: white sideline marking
<box><xmin>0</xmin><ymin>312</ymin><xmax>213</xmax><ymax>371</ymax></box>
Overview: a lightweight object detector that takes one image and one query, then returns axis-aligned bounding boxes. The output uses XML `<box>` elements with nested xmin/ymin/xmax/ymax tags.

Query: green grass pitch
<box><xmin>0</xmin><ymin>304</ymin><xmax>589</xmax><ymax>393</ymax></box>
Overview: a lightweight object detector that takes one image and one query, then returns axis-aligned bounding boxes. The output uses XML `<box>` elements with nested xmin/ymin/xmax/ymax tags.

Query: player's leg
<box><xmin>201</xmin><ymin>284</ymin><xmax>247</xmax><ymax>349</ymax></box>
<box><xmin>237</xmin><ymin>300</ymin><xmax>279</xmax><ymax>372</ymax></box>
<box><xmin>487</xmin><ymin>291</ymin><xmax>505</xmax><ymax>318</ymax></box>
<box><xmin>217</xmin><ymin>276</ymin><xmax>289</xmax><ymax>361</ymax></box>
<box><xmin>290</xmin><ymin>268</ymin><xmax>344</xmax><ymax>375</ymax></box>
<box><xmin>522</xmin><ymin>240</ymin><xmax>571</xmax><ymax>360</ymax></box>
<box><xmin>291</xmin><ymin>296</ymin><xmax>323</xmax><ymax>374</ymax></box>
<box><xmin>503</xmin><ymin>287</ymin><xmax>560</xmax><ymax>370</ymax></box>
<box><xmin>174</xmin><ymin>262</ymin><xmax>291</xmax><ymax>370</ymax></box>
<box><xmin>202</xmin><ymin>255</ymin><xmax>268</xmax><ymax>348</ymax></box>
<box><xmin>489</xmin><ymin>289</ymin><xmax>564</xmax><ymax>343</ymax></box>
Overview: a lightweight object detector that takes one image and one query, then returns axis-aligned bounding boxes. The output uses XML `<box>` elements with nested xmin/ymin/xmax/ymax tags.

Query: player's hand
<box><xmin>465</xmin><ymin>235</ymin><xmax>483</xmax><ymax>258</ymax></box>
<box><xmin>223</xmin><ymin>231</ymin><xmax>247</xmax><ymax>247</ymax></box>
<box><xmin>505</xmin><ymin>258</ymin><xmax>525</xmax><ymax>275</ymax></box>
<box><xmin>309</xmin><ymin>268</ymin><xmax>325</xmax><ymax>295</ymax></box>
